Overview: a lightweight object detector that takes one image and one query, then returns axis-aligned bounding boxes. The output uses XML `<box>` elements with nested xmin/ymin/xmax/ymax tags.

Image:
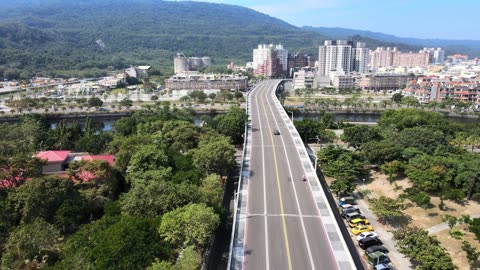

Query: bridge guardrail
<box><xmin>227</xmin><ymin>87</ymin><xmax>253</xmax><ymax>270</ymax></box>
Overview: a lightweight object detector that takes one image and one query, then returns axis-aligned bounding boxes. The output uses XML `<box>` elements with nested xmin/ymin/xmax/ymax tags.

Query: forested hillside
<box><xmin>0</xmin><ymin>0</ymin><xmax>470</xmax><ymax>79</ymax></box>
<box><xmin>0</xmin><ymin>0</ymin><xmax>329</xmax><ymax>78</ymax></box>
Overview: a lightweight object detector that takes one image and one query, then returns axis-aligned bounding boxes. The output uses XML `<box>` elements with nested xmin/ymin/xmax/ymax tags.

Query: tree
<box><xmin>120</xmin><ymin>98</ymin><xmax>133</xmax><ymax>107</ymax></box>
<box><xmin>67</xmin><ymin>160</ymin><xmax>119</xmax><ymax>217</ymax></box>
<box><xmin>209</xmin><ymin>106</ymin><xmax>247</xmax><ymax>145</ymax></box>
<box><xmin>127</xmin><ymin>144</ymin><xmax>171</xmax><ymax>180</ymax></box>
<box><xmin>405</xmin><ymin>154</ymin><xmax>454</xmax><ymax>193</ymax></box>
<box><xmin>160</xmin><ymin>121</ymin><xmax>200</xmax><ymax>153</ymax></box>
<box><xmin>442</xmin><ymin>214</ymin><xmax>458</xmax><ymax>230</ymax></box>
<box><xmin>381</xmin><ymin>160</ymin><xmax>402</xmax><ymax>183</ymax></box>
<box><xmin>57</xmin><ymin>215</ymin><xmax>169</xmax><ymax>270</ymax></box>
<box><xmin>159</xmin><ymin>203</ymin><xmax>219</xmax><ymax>249</ymax></box>
<box><xmin>9</xmin><ymin>176</ymin><xmax>88</xmax><ymax>228</ymax></box>
<box><xmin>74</xmin><ymin>119</ymin><xmax>112</xmax><ymax>154</ymax></box>
<box><xmin>401</xmin><ymin>188</ymin><xmax>431</xmax><ymax>209</ymax></box>
<box><xmin>199</xmin><ymin>174</ymin><xmax>224</xmax><ymax>213</ymax></box>
<box><xmin>469</xmin><ymin>218</ymin><xmax>480</xmax><ymax>240</ymax></box>
<box><xmin>192</xmin><ymin>135</ymin><xmax>235</xmax><ymax>177</ymax></box>
<box><xmin>391</xmin><ymin>93</ymin><xmax>403</xmax><ymax>104</ymax></box>
<box><xmin>109</xmin><ymin>134</ymin><xmax>153</xmax><ymax>173</ymax></box>
<box><xmin>1</xmin><ymin>218</ymin><xmax>60</xmax><ymax>269</ymax></box>
<box><xmin>455</xmin><ymin>155</ymin><xmax>480</xmax><ymax>200</ymax></box>
<box><xmin>294</xmin><ymin>118</ymin><xmax>323</xmax><ymax>143</ymax></box>
<box><xmin>369</xmin><ymin>196</ymin><xmax>404</xmax><ymax>224</ymax></box>
<box><xmin>0</xmin><ymin>155</ymin><xmax>44</xmax><ymax>189</ymax></box>
<box><xmin>462</xmin><ymin>241</ymin><xmax>480</xmax><ymax>269</ymax></box>
<box><xmin>342</xmin><ymin>125</ymin><xmax>382</xmax><ymax>150</ymax></box>
<box><xmin>121</xmin><ymin>180</ymin><xmax>199</xmax><ymax>218</ymax></box>
<box><xmin>393</xmin><ymin>227</ymin><xmax>456</xmax><ymax>270</ymax></box>
<box><xmin>148</xmin><ymin>246</ymin><xmax>201</xmax><ymax>270</ymax></box>
<box><xmin>112</xmin><ymin>116</ymin><xmax>139</xmax><ymax>136</ymax></box>
<box><xmin>208</xmin><ymin>93</ymin><xmax>216</xmax><ymax>101</ymax></box>
<box><xmin>88</xmin><ymin>96</ymin><xmax>103</xmax><ymax>108</ymax></box>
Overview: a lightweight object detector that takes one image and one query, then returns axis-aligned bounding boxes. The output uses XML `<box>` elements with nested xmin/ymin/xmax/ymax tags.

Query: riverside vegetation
<box><xmin>0</xmin><ymin>103</ymin><xmax>247</xmax><ymax>270</ymax></box>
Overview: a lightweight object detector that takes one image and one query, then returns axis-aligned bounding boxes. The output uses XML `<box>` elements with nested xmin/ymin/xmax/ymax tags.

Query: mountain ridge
<box><xmin>0</xmin><ymin>0</ymin><xmax>477</xmax><ymax>79</ymax></box>
<box><xmin>303</xmin><ymin>26</ymin><xmax>480</xmax><ymax>54</ymax></box>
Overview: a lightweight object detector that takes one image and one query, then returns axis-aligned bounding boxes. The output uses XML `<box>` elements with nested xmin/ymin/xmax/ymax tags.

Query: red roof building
<box><xmin>81</xmin><ymin>155</ymin><xmax>115</xmax><ymax>166</ymax></box>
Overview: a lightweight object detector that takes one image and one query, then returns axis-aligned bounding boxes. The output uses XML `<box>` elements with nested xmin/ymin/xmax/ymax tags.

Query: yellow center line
<box><xmin>261</xmin><ymin>94</ymin><xmax>293</xmax><ymax>270</ymax></box>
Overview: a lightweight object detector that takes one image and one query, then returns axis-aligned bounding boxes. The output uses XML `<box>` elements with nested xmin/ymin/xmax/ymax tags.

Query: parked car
<box><xmin>339</xmin><ymin>204</ymin><xmax>355</xmax><ymax>211</ymax></box>
<box><xmin>356</xmin><ymin>231</ymin><xmax>378</xmax><ymax>241</ymax></box>
<box><xmin>339</xmin><ymin>196</ymin><xmax>356</xmax><ymax>206</ymax></box>
<box><xmin>341</xmin><ymin>207</ymin><xmax>361</xmax><ymax>218</ymax></box>
<box><xmin>359</xmin><ymin>236</ymin><xmax>383</xmax><ymax>249</ymax></box>
<box><xmin>352</xmin><ymin>225</ymin><xmax>374</xmax><ymax>235</ymax></box>
<box><xmin>345</xmin><ymin>212</ymin><xmax>365</xmax><ymax>222</ymax></box>
<box><xmin>375</xmin><ymin>263</ymin><xmax>395</xmax><ymax>270</ymax></box>
<box><xmin>349</xmin><ymin>218</ymin><xmax>370</xmax><ymax>228</ymax></box>
<box><xmin>368</xmin><ymin>251</ymin><xmax>390</xmax><ymax>267</ymax></box>
<box><xmin>365</xmin><ymin>245</ymin><xmax>389</xmax><ymax>255</ymax></box>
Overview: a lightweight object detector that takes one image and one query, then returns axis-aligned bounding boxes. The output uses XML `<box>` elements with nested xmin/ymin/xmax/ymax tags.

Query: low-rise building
<box><xmin>403</xmin><ymin>76</ymin><xmax>480</xmax><ymax>104</ymax></box>
<box><xmin>165</xmin><ymin>72</ymin><xmax>248</xmax><ymax>91</ymax></box>
<box><xmin>332</xmin><ymin>74</ymin><xmax>355</xmax><ymax>89</ymax></box>
<box><xmin>36</xmin><ymin>150</ymin><xmax>115</xmax><ymax>174</ymax></box>
<box><xmin>293</xmin><ymin>69</ymin><xmax>316</xmax><ymax>89</ymax></box>
<box><xmin>358</xmin><ymin>74</ymin><xmax>409</xmax><ymax>91</ymax></box>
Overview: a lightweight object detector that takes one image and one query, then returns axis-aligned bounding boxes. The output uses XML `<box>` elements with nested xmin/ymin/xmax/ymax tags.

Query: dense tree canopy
<box><xmin>0</xmin><ymin>104</ymin><xmax>234</xmax><ymax>268</ymax></box>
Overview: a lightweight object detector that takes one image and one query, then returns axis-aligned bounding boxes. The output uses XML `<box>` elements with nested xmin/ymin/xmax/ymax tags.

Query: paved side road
<box><xmin>352</xmin><ymin>191</ymin><xmax>413</xmax><ymax>269</ymax></box>
<box><xmin>427</xmin><ymin>213</ymin><xmax>480</xmax><ymax>234</ymax></box>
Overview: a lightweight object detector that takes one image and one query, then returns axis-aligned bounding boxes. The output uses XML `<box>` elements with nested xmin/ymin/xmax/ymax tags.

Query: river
<box><xmin>47</xmin><ymin>112</ymin><xmax>478</xmax><ymax>132</ymax></box>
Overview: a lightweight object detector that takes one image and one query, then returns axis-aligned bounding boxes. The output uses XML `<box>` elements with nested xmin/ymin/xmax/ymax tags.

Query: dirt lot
<box><xmin>329</xmin><ymin>170</ymin><xmax>480</xmax><ymax>270</ymax></box>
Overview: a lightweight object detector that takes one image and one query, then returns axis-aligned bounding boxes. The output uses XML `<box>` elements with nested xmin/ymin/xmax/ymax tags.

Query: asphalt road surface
<box><xmin>244</xmin><ymin>80</ymin><xmax>342</xmax><ymax>270</ymax></box>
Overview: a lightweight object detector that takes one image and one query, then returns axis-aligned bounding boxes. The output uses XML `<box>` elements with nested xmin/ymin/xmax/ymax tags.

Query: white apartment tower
<box><xmin>353</xmin><ymin>42</ymin><xmax>369</xmax><ymax>73</ymax></box>
<box><xmin>253</xmin><ymin>44</ymin><xmax>288</xmax><ymax>77</ymax></box>
<box><xmin>420</xmin><ymin>47</ymin><xmax>445</xmax><ymax>64</ymax></box>
<box><xmin>318</xmin><ymin>40</ymin><xmax>368</xmax><ymax>76</ymax></box>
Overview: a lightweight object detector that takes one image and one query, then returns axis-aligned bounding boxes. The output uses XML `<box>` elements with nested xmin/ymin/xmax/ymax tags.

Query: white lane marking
<box><xmin>250</xmin><ymin>145</ymin><xmax>299</xmax><ymax>148</ymax></box>
<box><xmin>248</xmin><ymin>213</ymin><xmax>319</xmax><ymax>218</ymax></box>
<box><xmin>265</xmin><ymin>83</ymin><xmax>316</xmax><ymax>270</ymax></box>
<box><xmin>254</xmin><ymin>85</ymin><xmax>270</xmax><ymax>270</ymax></box>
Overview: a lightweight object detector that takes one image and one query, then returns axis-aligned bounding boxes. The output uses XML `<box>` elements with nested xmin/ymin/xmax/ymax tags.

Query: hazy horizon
<box><xmin>179</xmin><ymin>0</ymin><xmax>479</xmax><ymax>41</ymax></box>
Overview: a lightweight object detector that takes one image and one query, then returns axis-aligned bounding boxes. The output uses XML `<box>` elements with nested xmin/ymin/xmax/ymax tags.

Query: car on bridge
<box><xmin>273</xmin><ymin>128</ymin><xmax>280</xmax><ymax>135</ymax></box>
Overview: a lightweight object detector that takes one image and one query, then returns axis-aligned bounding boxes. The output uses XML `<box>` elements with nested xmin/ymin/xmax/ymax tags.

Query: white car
<box><xmin>356</xmin><ymin>231</ymin><xmax>378</xmax><ymax>241</ymax></box>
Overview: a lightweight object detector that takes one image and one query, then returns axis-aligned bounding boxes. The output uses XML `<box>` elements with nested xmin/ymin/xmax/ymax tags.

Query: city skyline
<box><xmin>181</xmin><ymin>0</ymin><xmax>480</xmax><ymax>40</ymax></box>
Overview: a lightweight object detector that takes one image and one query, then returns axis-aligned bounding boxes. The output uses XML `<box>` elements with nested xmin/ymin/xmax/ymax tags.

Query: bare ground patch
<box><xmin>324</xmin><ymin>170</ymin><xmax>480</xmax><ymax>269</ymax></box>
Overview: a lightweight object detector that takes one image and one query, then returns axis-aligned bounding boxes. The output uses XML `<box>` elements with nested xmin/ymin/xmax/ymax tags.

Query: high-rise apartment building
<box><xmin>253</xmin><ymin>44</ymin><xmax>288</xmax><ymax>77</ymax></box>
<box><xmin>420</xmin><ymin>47</ymin><xmax>445</xmax><ymax>64</ymax></box>
<box><xmin>369</xmin><ymin>47</ymin><xmax>397</xmax><ymax>69</ymax></box>
<box><xmin>318</xmin><ymin>40</ymin><xmax>368</xmax><ymax>76</ymax></box>
<box><xmin>369</xmin><ymin>47</ymin><xmax>430</xmax><ymax>69</ymax></box>
<box><xmin>352</xmin><ymin>42</ymin><xmax>369</xmax><ymax>73</ymax></box>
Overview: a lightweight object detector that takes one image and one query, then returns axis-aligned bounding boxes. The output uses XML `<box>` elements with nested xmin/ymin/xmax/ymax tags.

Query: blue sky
<box><xmin>189</xmin><ymin>0</ymin><xmax>478</xmax><ymax>40</ymax></box>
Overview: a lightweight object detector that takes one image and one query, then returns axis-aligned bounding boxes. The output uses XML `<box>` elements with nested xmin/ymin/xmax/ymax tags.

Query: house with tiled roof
<box><xmin>36</xmin><ymin>150</ymin><xmax>71</xmax><ymax>174</ymax></box>
<box><xmin>36</xmin><ymin>150</ymin><xmax>114</xmax><ymax>174</ymax></box>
